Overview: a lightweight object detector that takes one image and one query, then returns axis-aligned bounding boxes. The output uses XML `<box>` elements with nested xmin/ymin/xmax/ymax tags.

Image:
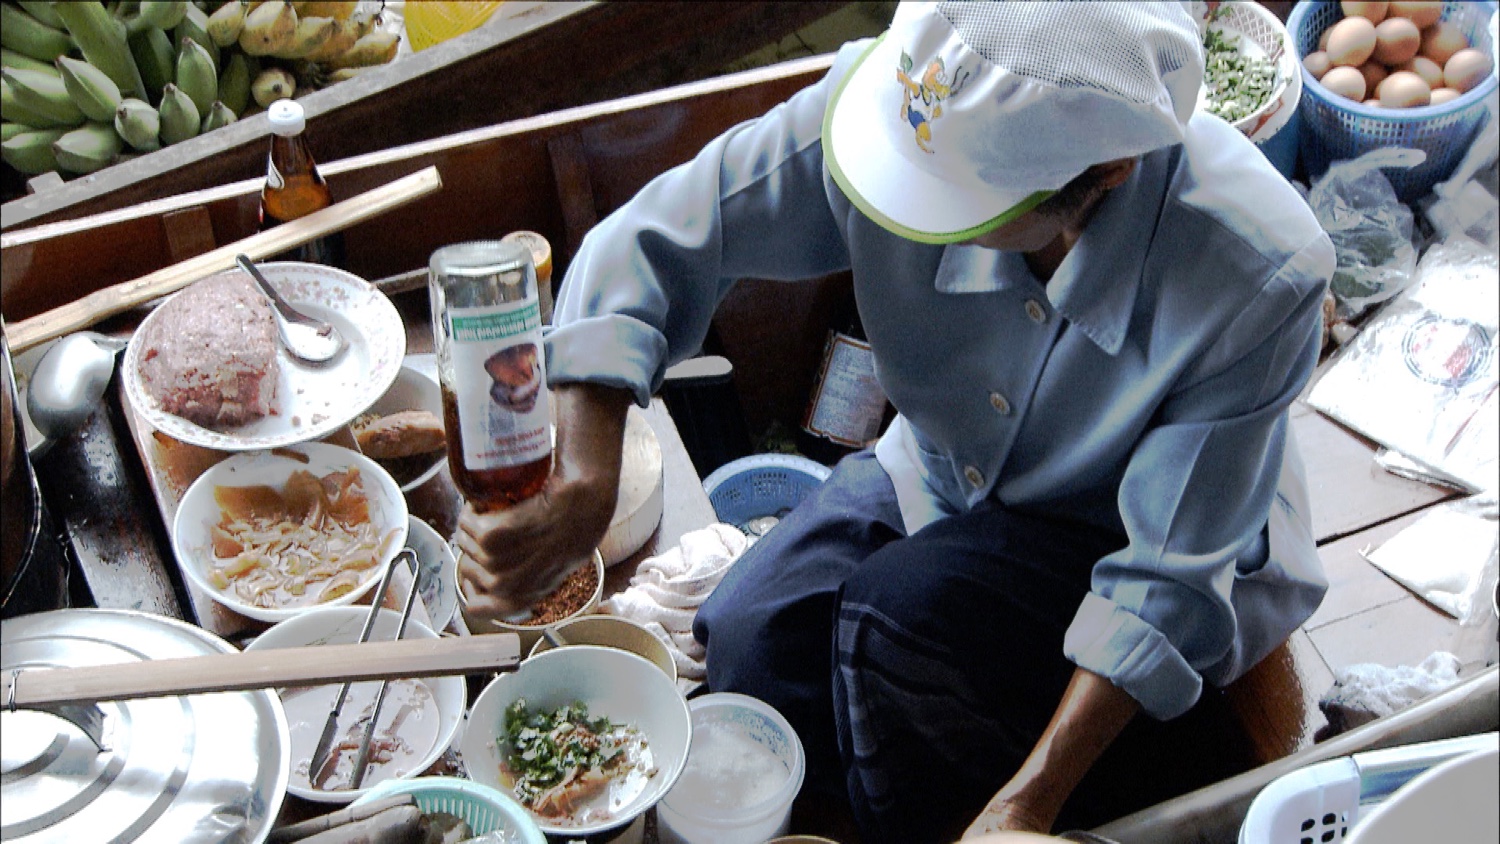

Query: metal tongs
<box><xmin>308</xmin><ymin>548</ymin><xmax>422</xmax><ymax>790</ymax></box>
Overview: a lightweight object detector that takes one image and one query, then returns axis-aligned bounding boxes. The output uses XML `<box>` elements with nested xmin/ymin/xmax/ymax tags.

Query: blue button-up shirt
<box><xmin>548</xmin><ymin>43</ymin><xmax>1335</xmax><ymax>720</ymax></box>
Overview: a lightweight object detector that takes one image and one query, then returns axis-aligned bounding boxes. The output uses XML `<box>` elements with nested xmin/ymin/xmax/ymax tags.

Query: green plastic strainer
<box><xmin>352</xmin><ymin>776</ymin><xmax>545</xmax><ymax>842</ymax></box>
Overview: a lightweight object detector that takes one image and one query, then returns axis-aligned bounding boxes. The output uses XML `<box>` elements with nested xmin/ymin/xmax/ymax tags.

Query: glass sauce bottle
<box><xmin>429</xmin><ymin>240</ymin><xmax>552</xmax><ymax>511</ymax></box>
<box><xmin>259</xmin><ymin>98</ymin><xmax>347</xmax><ymax>268</ymax></box>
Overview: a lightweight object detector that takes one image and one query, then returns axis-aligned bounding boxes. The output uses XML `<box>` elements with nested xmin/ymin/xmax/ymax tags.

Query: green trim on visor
<box><xmin>821</xmin><ymin>35</ymin><xmax>1056</xmax><ymax>246</ymax></box>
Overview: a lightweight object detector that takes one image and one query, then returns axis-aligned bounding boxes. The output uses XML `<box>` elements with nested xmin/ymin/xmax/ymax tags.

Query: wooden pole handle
<box><xmin>6</xmin><ymin>166</ymin><xmax>444</xmax><ymax>354</ymax></box>
<box><xmin>3</xmin><ymin>632</ymin><xmax>519</xmax><ymax>709</ymax></box>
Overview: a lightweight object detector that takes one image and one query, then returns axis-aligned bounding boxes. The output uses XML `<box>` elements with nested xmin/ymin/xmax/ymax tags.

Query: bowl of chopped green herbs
<box><xmin>1197</xmin><ymin>0</ymin><xmax>1301</xmax><ymax>146</ymax></box>
<box><xmin>459</xmin><ymin>644</ymin><xmax>692</xmax><ymax>838</ymax></box>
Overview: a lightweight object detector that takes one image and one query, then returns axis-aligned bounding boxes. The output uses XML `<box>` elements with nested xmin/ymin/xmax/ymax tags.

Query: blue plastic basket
<box><xmin>1288</xmin><ymin>1</ymin><xmax>1499</xmax><ymax>202</ymax></box>
<box><xmin>702</xmin><ymin>454</ymin><xmax>832</xmax><ymax>531</ymax></box>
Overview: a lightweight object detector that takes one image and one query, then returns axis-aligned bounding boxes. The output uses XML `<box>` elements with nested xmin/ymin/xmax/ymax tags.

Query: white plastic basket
<box><xmin>1239</xmin><ymin>733</ymin><xmax>1498</xmax><ymax>844</ymax></box>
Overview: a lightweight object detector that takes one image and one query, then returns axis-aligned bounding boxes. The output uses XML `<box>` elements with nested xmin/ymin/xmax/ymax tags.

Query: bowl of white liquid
<box><xmin>657</xmin><ymin>692</ymin><xmax>806</xmax><ymax>844</ymax></box>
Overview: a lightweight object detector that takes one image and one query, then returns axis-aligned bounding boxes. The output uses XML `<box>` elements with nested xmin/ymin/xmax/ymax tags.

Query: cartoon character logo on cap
<box><xmin>896</xmin><ymin>52</ymin><xmax>969</xmax><ymax>154</ymax></box>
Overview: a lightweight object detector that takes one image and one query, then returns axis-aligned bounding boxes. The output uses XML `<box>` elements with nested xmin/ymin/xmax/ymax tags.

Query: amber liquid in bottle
<box><xmin>258</xmin><ymin>99</ymin><xmax>347</xmax><ymax>267</ymax></box>
<box><xmin>430</xmin><ymin>240</ymin><xmax>553</xmax><ymax>514</ymax></box>
<box><xmin>441</xmin><ymin>384</ymin><xmax>549</xmax><ymax>511</ymax></box>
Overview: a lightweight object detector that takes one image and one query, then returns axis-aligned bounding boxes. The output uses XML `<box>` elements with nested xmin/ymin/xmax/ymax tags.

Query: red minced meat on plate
<box><xmin>137</xmin><ymin>273</ymin><xmax>280</xmax><ymax>428</ymax></box>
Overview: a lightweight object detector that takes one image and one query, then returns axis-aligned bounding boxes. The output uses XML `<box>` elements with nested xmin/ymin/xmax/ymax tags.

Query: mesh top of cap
<box><xmin>268</xmin><ymin>99</ymin><xmax>305</xmax><ymax>136</ymax></box>
<box><xmin>935</xmin><ymin>1</ymin><xmax>1198</xmax><ymax>104</ymax></box>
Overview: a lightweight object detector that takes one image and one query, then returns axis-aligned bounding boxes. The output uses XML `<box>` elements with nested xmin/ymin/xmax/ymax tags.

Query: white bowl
<box><xmin>460</xmin><ymin>645</ymin><xmax>692</xmax><ymax>838</ymax></box>
<box><xmin>245</xmin><ymin>606</ymin><xmax>466</xmax><ymax>805</ymax></box>
<box><xmin>172</xmin><ymin>442</ymin><xmax>408</xmax><ymax>622</ymax></box>
<box><xmin>406</xmin><ymin>515</ymin><xmax>459</xmax><ymax>632</ymax></box>
<box><xmin>356</xmin><ymin>362</ymin><xmax>446</xmax><ymax>493</ymax></box>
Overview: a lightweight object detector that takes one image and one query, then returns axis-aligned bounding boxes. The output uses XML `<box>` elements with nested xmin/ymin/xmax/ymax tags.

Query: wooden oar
<box><xmin>1</xmin><ymin>632</ymin><xmax>519</xmax><ymax>709</ymax></box>
<box><xmin>6</xmin><ymin>166</ymin><xmax>443</xmax><ymax>354</ymax></box>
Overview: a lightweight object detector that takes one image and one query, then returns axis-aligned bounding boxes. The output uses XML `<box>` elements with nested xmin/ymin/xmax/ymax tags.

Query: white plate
<box><xmin>172</xmin><ymin>442</ymin><xmax>409</xmax><ymax>622</ymax></box>
<box><xmin>244</xmin><ymin>607</ymin><xmax>465</xmax><ymax>805</ymax></box>
<box><xmin>123</xmin><ymin>262</ymin><xmax>406</xmax><ymax>451</ymax></box>
<box><xmin>405</xmin><ymin>515</ymin><xmax>459</xmax><ymax>632</ymax></box>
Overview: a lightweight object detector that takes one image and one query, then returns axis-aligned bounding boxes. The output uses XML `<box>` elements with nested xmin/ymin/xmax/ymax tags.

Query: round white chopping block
<box><xmin>598</xmin><ymin>404</ymin><xmax>664</xmax><ymax>566</ymax></box>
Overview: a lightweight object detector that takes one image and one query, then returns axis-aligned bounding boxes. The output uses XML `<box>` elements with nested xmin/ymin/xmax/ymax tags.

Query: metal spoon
<box><xmin>25</xmin><ymin>331</ymin><xmax>127</xmax><ymax>442</ymax></box>
<box><xmin>235</xmin><ymin>254</ymin><xmax>348</xmax><ymax>365</ymax></box>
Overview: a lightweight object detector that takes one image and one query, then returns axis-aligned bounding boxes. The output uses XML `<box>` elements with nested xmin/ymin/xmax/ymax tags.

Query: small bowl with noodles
<box><xmin>172</xmin><ymin>442</ymin><xmax>408</xmax><ymax>622</ymax></box>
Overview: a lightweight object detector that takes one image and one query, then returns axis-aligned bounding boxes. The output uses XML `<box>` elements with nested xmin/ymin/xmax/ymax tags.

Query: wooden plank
<box><xmin>0</xmin><ymin>2</ymin><xmax>859</xmax><ymax>231</ymax></box>
<box><xmin>1292</xmin><ymin>401</ymin><xmax>1459</xmax><ymax>543</ymax></box>
<box><xmin>1307</xmin><ymin>594</ymin><xmax>1497</xmax><ymax>678</ymax></box>
<box><xmin>1305</xmin><ymin>509</ymin><xmax>1427</xmax><ymax>630</ymax></box>
<box><xmin>1</xmin><ymin>55</ymin><xmax>836</xmax><ymax>327</ymax></box>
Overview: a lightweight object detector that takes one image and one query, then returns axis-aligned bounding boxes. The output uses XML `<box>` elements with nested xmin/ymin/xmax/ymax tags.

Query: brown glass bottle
<box><xmin>259</xmin><ymin>99</ymin><xmax>347</xmax><ymax>268</ymax></box>
<box><xmin>430</xmin><ymin>240</ymin><xmax>553</xmax><ymax>513</ymax></box>
<box><xmin>797</xmin><ymin>289</ymin><xmax>889</xmax><ymax>465</ymax></box>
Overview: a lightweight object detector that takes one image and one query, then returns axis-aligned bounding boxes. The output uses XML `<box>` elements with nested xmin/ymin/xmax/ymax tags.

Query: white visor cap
<box><xmin>824</xmin><ymin>1</ymin><xmax>1206</xmax><ymax>244</ymax></box>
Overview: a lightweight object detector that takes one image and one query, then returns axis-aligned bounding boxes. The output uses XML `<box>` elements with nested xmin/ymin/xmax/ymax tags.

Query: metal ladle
<box><xmin>25</xmin><ymin>331</ymin><xmax>128</xmax><ymax>443</ymax></box>
<box><xmin>235</xmin><ymin>254</ymin><xmax>348</xmax><ymax>365</ymax></box>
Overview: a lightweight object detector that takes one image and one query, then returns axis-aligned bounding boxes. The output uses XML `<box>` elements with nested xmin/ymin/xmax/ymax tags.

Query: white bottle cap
<box><xmin>268</xmin><ymin>99</ymin><xmax>305</xmax><ymax>136</ymax></box>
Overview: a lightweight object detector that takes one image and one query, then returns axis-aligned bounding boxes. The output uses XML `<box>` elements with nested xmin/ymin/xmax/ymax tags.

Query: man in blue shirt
<box><xmin>458</xmin><ymin>2</ymin><xmax>1334</xmax><ymax>839</ymax></box>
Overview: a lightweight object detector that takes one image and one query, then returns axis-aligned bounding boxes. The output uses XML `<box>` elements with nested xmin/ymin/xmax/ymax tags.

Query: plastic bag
<box><xmin>1306</xmin><ymin>237</ymin><xmax>1499</xmax><ymax>494</ymax></box>
<box><xmin>1308</xmin><ymin>148</ymin><xmax>1426</xmax><ymax>320</ymax></box>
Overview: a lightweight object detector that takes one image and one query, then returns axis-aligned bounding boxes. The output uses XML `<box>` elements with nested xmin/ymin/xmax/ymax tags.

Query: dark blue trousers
<box><xmin>694</xmin><ymin>451</ymin><xmax>1231</xmax><ymax>842</ymax></box>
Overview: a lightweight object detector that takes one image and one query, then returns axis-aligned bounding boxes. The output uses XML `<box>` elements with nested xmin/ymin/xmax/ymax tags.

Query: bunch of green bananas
<box><xmin>2</xmin><ymin>0</ymin><xmax>400</xmax><ymax>182</ymax></box>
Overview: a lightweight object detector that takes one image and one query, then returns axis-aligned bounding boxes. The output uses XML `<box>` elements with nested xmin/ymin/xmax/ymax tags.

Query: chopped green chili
<box><xmin>1202</xmin><ymin>27</ymin><xmax>1279</xmax><ymax>123</ymax></box>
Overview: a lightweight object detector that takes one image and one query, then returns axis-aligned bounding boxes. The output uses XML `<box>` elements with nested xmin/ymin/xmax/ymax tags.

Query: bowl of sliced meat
<box><xmin>460</xmin><ymin>645</ymin><xmax>692</xmax><ymax>838</ymax></box>
<box><xmin>171</xmin><ymin>442</ymin><xmax>408</xmax><ymax>622</ymax></box>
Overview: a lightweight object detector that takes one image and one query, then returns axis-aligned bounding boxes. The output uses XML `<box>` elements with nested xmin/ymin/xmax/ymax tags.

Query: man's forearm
<box><xmin>966</xmin><ymin>666</ymin><xmax>1140</xmax><ymax>835</ymax></box>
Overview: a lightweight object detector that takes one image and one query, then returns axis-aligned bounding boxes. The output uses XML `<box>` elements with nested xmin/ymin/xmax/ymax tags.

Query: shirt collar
<box><xmin>931</xmin><ymin>146</ymin><xmax>1171</xmax><ymax>356</ymax></box>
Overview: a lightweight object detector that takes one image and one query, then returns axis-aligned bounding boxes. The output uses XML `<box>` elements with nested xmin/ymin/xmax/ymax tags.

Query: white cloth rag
<box><xmin>1318</xmin><ymin>651</ymin><xmax>1464</xmax><ymax>737</ymax></box>
<box><xmin>603</xmin><ymin>523</ymin><xmax>749</xmax><ymax>693</ymax></box>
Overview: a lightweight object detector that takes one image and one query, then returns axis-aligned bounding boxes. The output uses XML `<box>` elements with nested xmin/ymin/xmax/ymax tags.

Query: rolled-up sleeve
<box><xmin>1065</xmin><ymin>236</ymin><xmax>1332</xmax><ymax>720</ymax></box>
<box><xmin>546</xmin><ymin>52</ymin><xmax>860</xmax><ymax>407</ymax></box>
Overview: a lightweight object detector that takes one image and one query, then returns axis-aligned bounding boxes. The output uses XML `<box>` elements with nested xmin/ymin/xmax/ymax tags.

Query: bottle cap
<box><xmin>267</xmin><ymin>99</ymin><xmax>305</xmax><ymax>136</ymax></box>
<box><xmin>500</xmin><ymin>230</ymin><xmax>552</xmax><ymax>281</ymax></box>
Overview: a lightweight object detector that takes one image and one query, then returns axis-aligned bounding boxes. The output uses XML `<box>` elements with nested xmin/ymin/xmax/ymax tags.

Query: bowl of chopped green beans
<box><xmin>1196</xmin><ymin>0</ymin><xmax>1301</xmax><ymax>145</ymax></box>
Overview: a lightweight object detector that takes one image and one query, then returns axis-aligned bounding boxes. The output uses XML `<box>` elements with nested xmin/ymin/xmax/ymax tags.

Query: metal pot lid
<box><xmin>1</xmin><ymin>609</ymin><xmax>290</xmax><ymax>843</ymax></box>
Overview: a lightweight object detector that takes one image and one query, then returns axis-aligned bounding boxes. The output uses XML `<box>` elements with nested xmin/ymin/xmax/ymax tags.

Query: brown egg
<box><xmin>1386</xmin><ymin>1</ymin><xmax>1443</xmax><ymax>29</ymax></box>
<box><xmin>1397</xmin><ymin>56</ymin><xmax>1446</xmax><ymax>88</ymax></box>
<box><xmin>1341</xmin><ymin>1</ymin><xmax>1389</xmax><ymax>23</ymax></box>
<box><xmin>1304</xmin><ymin>51</ymin><xmax>1334</xmax><ymax>79</ymax></box>
<box><xmin>1419</xmin><ymin>21</ymin><xmax>1469</xmax><ymax>66</ymax></box>
<box><xmin>1326</xmin><ymin>16</ymin><xmax>1379</xmax><ymax>67</ymax></box>
<box><xmin>1321</xmin><ymin>65</ymin><xmax>1369</xmax><ymax>100</ymax></box>
<box><xmin>1320</xmin><ymin>26</ymin><xmax>1334</xmax><ymax>52</ymax></box>
<box><xmin>1372</xmin><ymin>17</ymin><xmax>1422</xmax><ymax>65</ymax></box>
<box><xmin>1429</xmin><ymin>86</ymin><xmax>1463</xmax><ymax>105</ymax></box>
<box><xmin>1378</xmin><ymin>70</ymin><xmax>1432</xmax><ymax>107</ymax></box>
<box><xmin>1443</xmin><ymin>48</ymin><xmax>1493</xmax><ymax>93</ymax></box>
<box><xmin>1359</xmin><ymin>61</ymin><xmax>1390</xmax><ymax>93</ymax></box>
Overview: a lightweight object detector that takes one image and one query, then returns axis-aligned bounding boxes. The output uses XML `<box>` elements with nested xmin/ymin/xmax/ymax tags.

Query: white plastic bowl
<box><xmin>172</xmin><ymin>442</ymin><xmax>408</xmax><ymax>622</ymax></box>
<box><xmin>244</xmin><ymin>606</ymin><xmax>465</xmax><ymax>805</ymax></box>
<box><xmin>460</xmin><ymin>645</ymin><xmax>692</xmax><ymax>838</ymax></box>
<box><xmin>1347</xmin><ymin>743</ymin><xmax>1499</xmax><ymax>844</ymax></box>
<box><xmin>658</xmin><ymin>692</ymin><xmax>806</xmax><ymax>844</ymax></box>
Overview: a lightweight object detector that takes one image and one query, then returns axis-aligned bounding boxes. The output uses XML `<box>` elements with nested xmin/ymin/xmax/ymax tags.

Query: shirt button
<box><xmin>1024</xmin><ymin>299</ymin><xmax>1048</xmax><ymax>324</ymax></box>
<box><xmin>964</xmin><ymin>465</ymin><xmax>985</xmax><ymax>488</ymax></box>
<box><xmin>989</xmin><ymin>391</ymin><xmax>1011</xmax><ymax>415</ymax></box>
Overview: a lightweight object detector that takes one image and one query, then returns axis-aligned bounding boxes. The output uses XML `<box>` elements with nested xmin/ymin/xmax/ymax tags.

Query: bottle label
<box><xmin>446</xmin><ymin>300</ymin><xmax>551</xmax><ymax>470</ymax></box>
<box><xmin>804</xmin><ymin>332</ymin><xmax>886</xmax><ymax>446</ymax></box>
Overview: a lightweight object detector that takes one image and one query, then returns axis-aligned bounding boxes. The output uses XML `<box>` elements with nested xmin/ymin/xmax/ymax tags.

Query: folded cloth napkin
<box><xmin>603</xmin><ymin>523</ymin><xmax>748</xmax><ymax>693</ymax></box>
<box><xmin>1317</xmin><ymin>651</ymin><xmax>1464</xmax><ymax>739</ymax></box>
